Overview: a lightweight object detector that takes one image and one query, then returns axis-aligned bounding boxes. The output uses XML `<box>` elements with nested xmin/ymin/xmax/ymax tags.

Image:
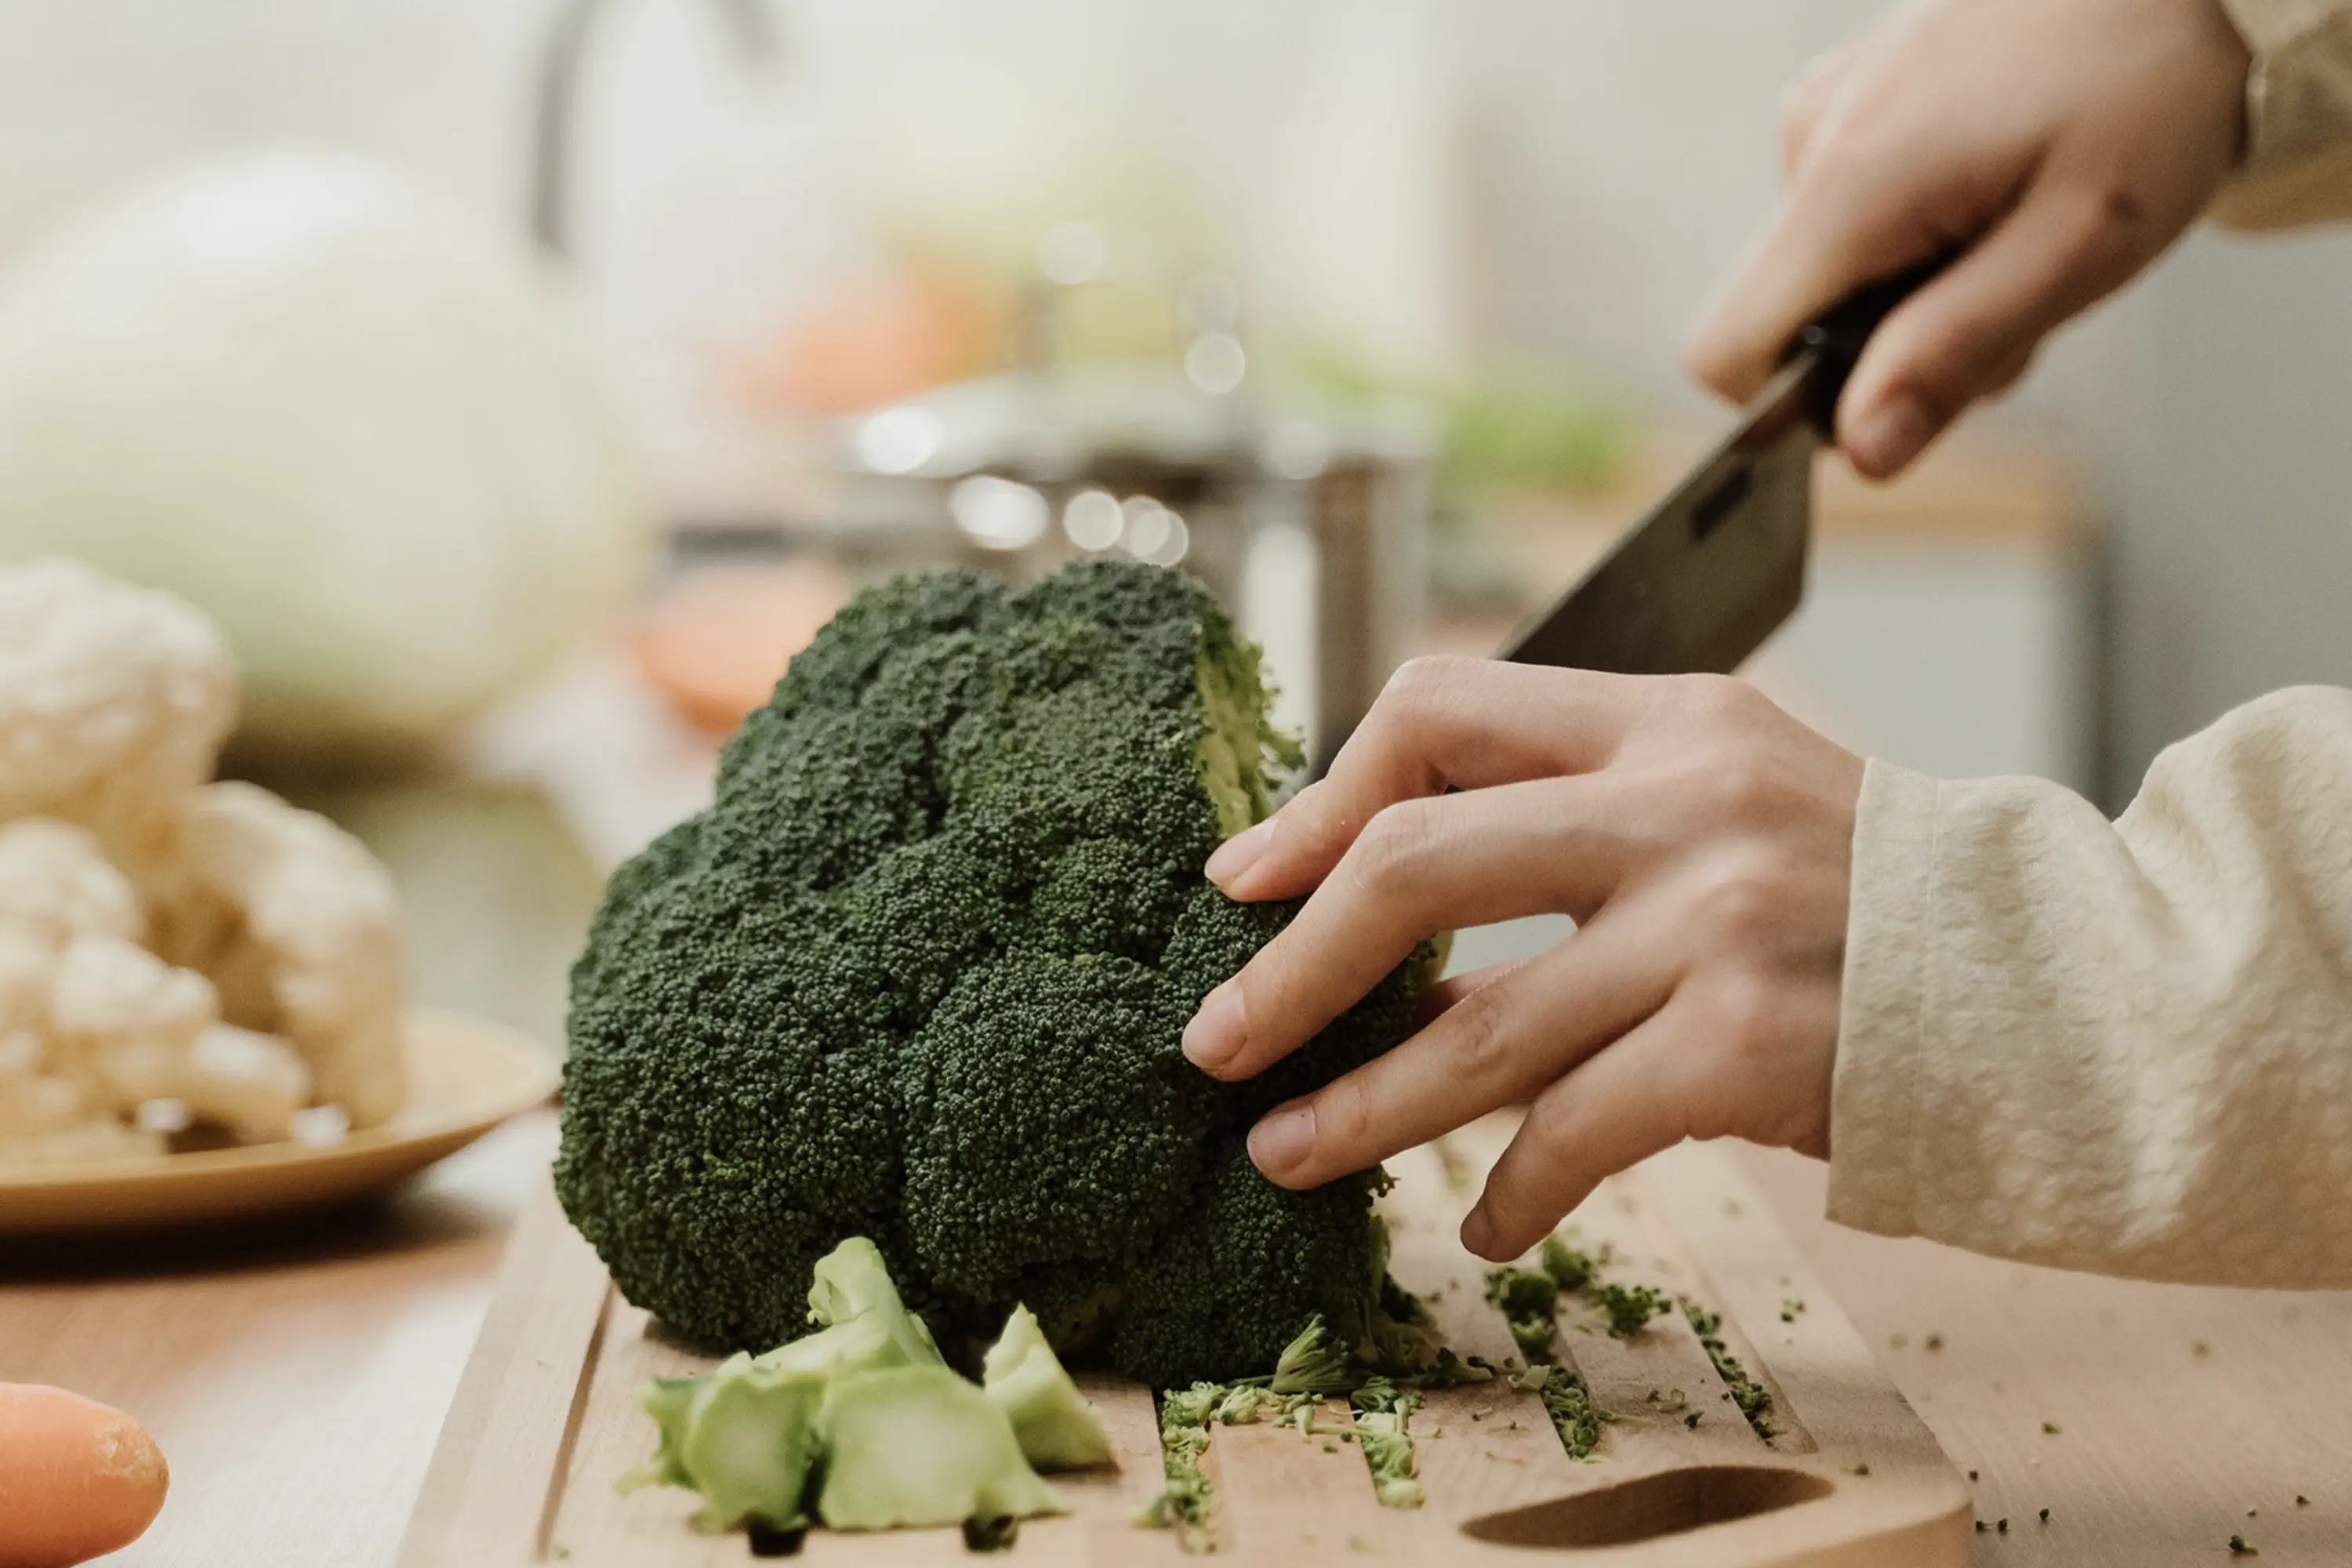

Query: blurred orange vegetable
<box><xmin>0</xmin><ymin>1383</ymin><xmax>169</xmax><ymax>1568</ymax></box>
<box><xmin>632</xmin><ymin>561</ymin><xmax>852</xmax><ymax>736</ymax></box>
<box><xmin>731</xmin><ymin>264</ymin><xmax>1005</xmax><ymax>417</ymax></box>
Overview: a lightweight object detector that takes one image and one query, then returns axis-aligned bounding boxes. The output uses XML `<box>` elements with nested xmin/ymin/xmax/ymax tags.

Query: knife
<box><xmin>1497</xmin><ymin>261</ymin><xmax>1941</xmax><ymax>674</ymax></box>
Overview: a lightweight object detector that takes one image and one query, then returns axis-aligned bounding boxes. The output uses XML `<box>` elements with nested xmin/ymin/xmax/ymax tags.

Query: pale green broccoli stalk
<box><xmin>619</xmin><ymin>1352</ymin><xmax>825</xmax><ymax>1534</ymax></box>
<box><xmin>982</xmin><ymin>1305</ymin><xmax>1113</xmax><ymax>1470</ymax></box>
<box><xmin>816</xmin><ymin>1364</ymin><xmax>1063</xmax><ymax>1532</ymax></box>
<box><xmin>808</xmin><ymin>1237</ymin><xmax>943</xmax><ymax>1357</ymax></box>
<box><xmin>755</xmin><ymin>1236</ymin><xmax>945</xmax><ymax>1381</ymax></box>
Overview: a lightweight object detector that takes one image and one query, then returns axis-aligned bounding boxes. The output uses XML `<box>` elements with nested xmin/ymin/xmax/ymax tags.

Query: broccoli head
<box><xmin>557</xmin><ymin>560</ymin><xmax>1440</xmax><ymax>1384</ymax></box>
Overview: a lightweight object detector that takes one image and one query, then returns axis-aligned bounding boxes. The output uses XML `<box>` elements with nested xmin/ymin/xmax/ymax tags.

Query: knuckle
<box><xmin>1697</xmin><ymin>965</ymin><xmax>1787</xmax><ymax>1058</ymax></box>
<box><xmin>1675</xmin><ymin>673</ymin><xmax>1766</xmax><ymax>730</ymax></box>
<box><xmin>1686</xmin><ymin>848</ymin><xmax>1791</xmax><ymax>946</ymax></box>
<box><xmin>1708</xmin><ymin>747</ymin><xmax>1785</xmax><ymax>821</ymax></box>
<box><xmin>1349</xmin><ymin>799</ymin><xmax>1443</xmax><ymax>891</ymax></box>
<box><xmin>1379</xmin><ymin>655</ymin><xmax>1472</xmax><ymax>717</ymax></box>
<box><xmin>2057</xmin><ymin>182</ymin><xmax>2148</xmax><ymax>267</ymax></box>
<box><xmin>1312</xmin><ymin>1073</ymin><xmax>1375</xmax><ymax>1152</ymax></box>
<box><xmin>1443</xmin><ymin>984</ymin><xmax>1518</xmax><ymax>1087</ymax></box>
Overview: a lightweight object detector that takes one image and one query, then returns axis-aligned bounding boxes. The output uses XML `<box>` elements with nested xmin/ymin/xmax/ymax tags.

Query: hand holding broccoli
<box><xmin>1187</xmin><ymin>660</ymin><xmax>1862</xmax><ymax>1263</ymax></box>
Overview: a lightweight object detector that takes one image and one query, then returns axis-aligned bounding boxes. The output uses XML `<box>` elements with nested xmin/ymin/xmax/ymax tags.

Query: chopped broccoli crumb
<box><xmin>1136</xmin><ymin>1386</ymin><xmax>1218</xmax><ymax>1552</ymax></box>
<box><xmin>1679</xmin><ymin>1298</ymin><xmax>1776</xmax><ymax>1440</ymax></box>
<box><xmin>1537</xmin><ymin>1235</ymin><xmax>1596</xmax><ymax>1291</ymax></box>
<box><xmin>2230</xmin><ymin>1534</ymin><xmax>2258</xmax><ymax>1555</ymax></box>
<box><xmin>1592</xmin><ymin>1283</ymin><xmax>1672</xmax><ymax>1338</ymax></box>
<box><xmin>1483</xmin><ymin>1267</ymin><xmax>1563</xmax><ymax>1364</ymax></box>
<box><xmin>1512</xmin><ymin>1366</ymin><xmax>1607</xmax><ymax>1461</ymax></box>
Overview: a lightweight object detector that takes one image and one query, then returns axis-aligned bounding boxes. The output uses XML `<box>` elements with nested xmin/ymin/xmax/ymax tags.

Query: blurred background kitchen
<box><xmin>0</xmin><ymin>0</ymin><xmax>2345</xmax><ymax>1040</ymax></box>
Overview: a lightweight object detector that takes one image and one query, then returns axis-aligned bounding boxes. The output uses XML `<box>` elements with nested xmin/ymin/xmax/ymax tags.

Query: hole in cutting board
<box><xmin>1461</xmin><ymin>1465</ymin><xmax>1834</xmax><ymax>1549</ymax></box>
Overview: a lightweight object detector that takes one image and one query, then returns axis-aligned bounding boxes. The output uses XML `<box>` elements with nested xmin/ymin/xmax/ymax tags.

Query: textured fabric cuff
<box><xmin>2220</xmin><ymin>0</ymin><xmax>2352</xmax><ymax>177</ymax></box>
<box><xmin>1822</xmin><ymin>758</ymin><xmax>1941</xmax><ymax>1240</ymax></box>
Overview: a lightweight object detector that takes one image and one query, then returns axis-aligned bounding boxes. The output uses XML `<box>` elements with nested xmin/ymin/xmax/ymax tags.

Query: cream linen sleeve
<box><xmin>2212</xmin><ymin>0</ymin><xmax>2352</xmax><ymax>226</ymax></box>
<box><xmin>1828</xmin><ymin>686</ymin><xmax>2352</xmax><ymax>1288</ymax></box>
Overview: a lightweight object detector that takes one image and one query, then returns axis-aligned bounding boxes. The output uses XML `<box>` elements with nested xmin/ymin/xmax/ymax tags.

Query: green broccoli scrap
<box><xmin>1592</xmin><ymin>1282</ymin><xmax>1672</xmax><ymax>1338</ymax></box>
<box><xmin>1483</xmin><ymin>1266</ymin><xmax>1563</xmax><ymax>1364</ymax></box>
<box><xmin>1512</xmin><ymin>1365</ymin><xmax>1609</xmax><ymax>1461</ymax></box>
<box><xmin>1679</xmin><ymin>1298</ymin><xmax>1777</xmax><ymax>1439</ymax></box>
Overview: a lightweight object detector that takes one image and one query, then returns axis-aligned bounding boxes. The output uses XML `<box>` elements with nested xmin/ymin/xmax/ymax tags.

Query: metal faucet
<box><xmin>528</xmin><ymin>0</ymin><xmax>781</xmax><ymax>257</ymax></box>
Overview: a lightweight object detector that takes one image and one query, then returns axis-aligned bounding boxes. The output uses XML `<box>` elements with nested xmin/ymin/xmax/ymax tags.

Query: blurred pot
<box><xmin>826</xmin><ymin>363</ymin><xmax>1434</xmax><ymax>774</ymax></box>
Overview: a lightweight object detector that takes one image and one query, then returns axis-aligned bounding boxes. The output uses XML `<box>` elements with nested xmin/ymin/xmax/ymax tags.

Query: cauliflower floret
<box><xmin>0</xmin><ymin>557</ymin><xmax>237</xmax><ymax>867</ymax></box>
<box><xmin>182</xmin><ymin>1023</ymin><xmax>314</xmax><ymax>1145</ymax></box>
<box><xmin>45</xmin><ymin>937</ymin><xmax>314</xmax><ymax>1145</ymax></box>
<box><xmin>0</xmin><ymin>818</ymin><xmax>142</xmax><ymax>949</ymax></box>
<box><xmin>153</xmin><ymin>782</ymin><xmax>405</xmax><ymax>1129</ymax></box>
<box><xmin>0</xmin><ymin>919</ymin><xmax>142</xmax><ymax>1155</ymax></box>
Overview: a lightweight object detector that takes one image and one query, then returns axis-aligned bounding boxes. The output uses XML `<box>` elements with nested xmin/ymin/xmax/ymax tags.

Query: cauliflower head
<box><xmin>0</xmin><ymin>559</ymin><xmax>412</xmax><ymax>1164</ymax></box>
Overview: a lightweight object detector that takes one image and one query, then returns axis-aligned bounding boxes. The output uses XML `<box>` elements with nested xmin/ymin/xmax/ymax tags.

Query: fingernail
<box><xmin>1460</xmin><ymin>1207</ymin><xmax>1494</xmax><ymax>1257</ymax></box>
<box><xmin>1181</xmin><ymin>983</ymin><xmax>1248</xmax><ymax>1072</ymax></box>
<box><xmin>1848</xmin><ymin>392</ymin><xmax>1936</xmax><ymax>476</ymax></box>
<box><xmin>1204</xmin><ymin>820</ymin><xmax>1274</xmax><ymax>888</ymax></box>
<box><xmin>1247</xmin><ymin>1103</ymin><xmax>1316</xmax><ymax>1175</ymax></box>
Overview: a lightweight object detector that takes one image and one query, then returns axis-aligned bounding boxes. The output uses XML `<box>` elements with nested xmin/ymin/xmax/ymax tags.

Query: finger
<box><xmin>1191</xmin><ymin>774</ymin><xmax>1656</xmax><ymax>1082</ymax></box>
<box><xmin>1982</xmin><ymin>340</ymin><xmax>2037</xmax><ymax>401</ymax></box>
<box><xmin>1459</xmin><ymin>993</ymin><xmax>1712</xmax><ymax>1259</ymax></box>
<box><xmin>1835</xmin><ymin>170</ymin><xmax>2149</xmax><ymax>477</ymax></box>
<box><xmin>1414</xmin><ymin>960</ymin><xmax>1521</xmax><ymax>1027</ymax></box>
<box><xmin>1686</xmin><ymin>113</ymin><xmax>2015</xmax><ymax>405</ymax></box>
<box><xmin>1242</xmin><ymin>896</ymin><xmax>1682</xmax><ymax>1189</ymax></box>
<box><xmin>1212</xmin><ymin>659</ymin><xmax>1680</xmax><ymax>902</ymax></box>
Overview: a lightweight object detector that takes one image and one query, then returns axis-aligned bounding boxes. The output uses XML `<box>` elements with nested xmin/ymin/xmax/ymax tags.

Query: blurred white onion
<box><xmin>0</xmin><ymin>148</ymin><xmax>649</xmax><ymax>755</ymax></box>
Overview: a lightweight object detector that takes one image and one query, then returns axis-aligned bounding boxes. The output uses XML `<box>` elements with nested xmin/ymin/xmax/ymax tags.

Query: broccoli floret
<box><xmin>1111</xmin><ymin>1147</ymin><xmax>1397</xmax><ymax>1390</ymax></box>
<box><xmin>981</xmin><ymin>1304</ymin><xmax>1114</xmax><ymax>1470</ymax></box>
<box><xmin>558</xmin><ymin>561</ymin><xmax>1440</xmax><ymax>1384</ymax></box>
<box><xmin>816</xmin><ymin>1364</ymin><xmax>1063</xmax><ymax>1532</ymax></box>
<box><xmin>620</xmin><ymin>1353</ymin><xmax>826</xmax><ymax>1534</ymax></box>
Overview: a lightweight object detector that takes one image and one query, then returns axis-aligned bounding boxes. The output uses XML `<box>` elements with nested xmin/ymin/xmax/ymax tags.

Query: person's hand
<box><xmin>1686</xmin><ymin>0</ymin><xmax>2250</xmax><ymax>479</ymax></box>
<box><xmin>1181</xmin><ymin>659</ymin><xmax>1864</xmax><ymax>1261</ymax></box>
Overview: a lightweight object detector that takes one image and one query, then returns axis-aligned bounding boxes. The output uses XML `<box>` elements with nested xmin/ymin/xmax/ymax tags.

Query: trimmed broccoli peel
<box><xmin>982</xmin><ymin>1305</ymin><xmax>1114</xmax><ymax>1470</ymax></box>
<box><xmin>621</xmin><ymin>1354</ymin><xmax>824</xmax><ymax>1534</ymax></box>
<box><xmin>817</xmin><ymin>1364</ymin><xmax>1064</xmax><ymax>1532</ymax></box>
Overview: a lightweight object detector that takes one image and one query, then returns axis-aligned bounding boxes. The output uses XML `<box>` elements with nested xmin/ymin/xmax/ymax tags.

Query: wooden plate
<box><xmin>0</xmin><ymin>1008</ymin><xmax>560</xmax><ymax>1236</ymax></box>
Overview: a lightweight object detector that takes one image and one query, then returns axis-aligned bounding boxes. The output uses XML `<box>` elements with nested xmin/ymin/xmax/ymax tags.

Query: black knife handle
<box><xmin>1791</xmin><ymin>251</ymin><xmax>1953</xmax><ymax>435</ymax></box>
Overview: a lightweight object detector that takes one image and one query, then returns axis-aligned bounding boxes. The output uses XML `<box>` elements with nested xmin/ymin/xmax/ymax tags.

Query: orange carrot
<box><xmin>0</xmin><ymin>1384</ymin><xmax>169</xmax><ymax>1568</ymax></box>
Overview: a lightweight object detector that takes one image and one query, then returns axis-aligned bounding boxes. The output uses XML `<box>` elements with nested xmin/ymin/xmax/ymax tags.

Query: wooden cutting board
<box><xmin>395</xmin><ymin>1124</ymin><xmax>1969</xmax><ymax>1566</ymax></box>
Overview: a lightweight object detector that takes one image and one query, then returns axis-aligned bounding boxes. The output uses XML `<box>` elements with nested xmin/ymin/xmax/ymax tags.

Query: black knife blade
<box><xmin>1497</xmin><ymin>260</ymin><xmax>1940</xmax><ymax>675</ymax></box>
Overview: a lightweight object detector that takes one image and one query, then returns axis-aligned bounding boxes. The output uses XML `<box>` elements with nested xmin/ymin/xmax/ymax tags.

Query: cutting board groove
<box><xmin>397</xmin><ymin>1126</ymin><xmax>1968</xmax><ymax>1566</ymax></box>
